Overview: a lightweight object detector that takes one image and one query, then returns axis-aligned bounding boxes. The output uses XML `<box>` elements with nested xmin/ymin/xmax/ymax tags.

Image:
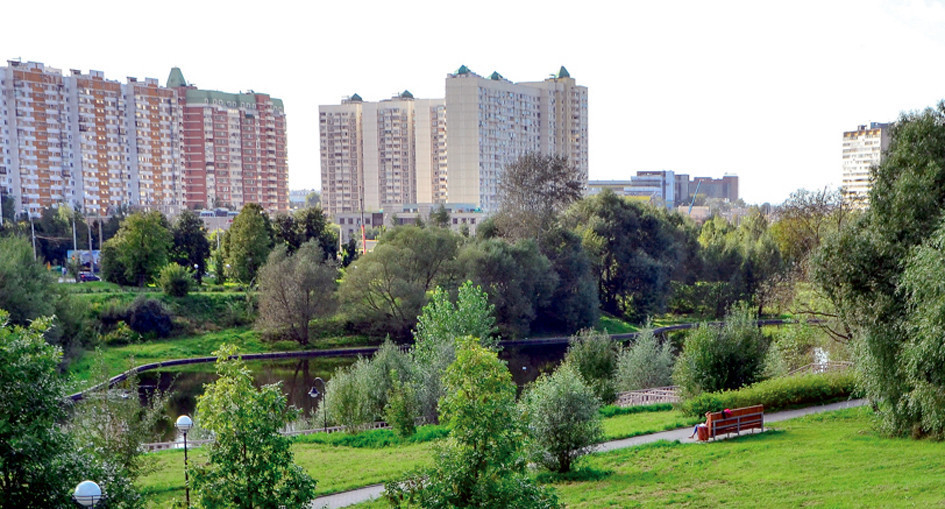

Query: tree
<box><xmin>521</xmin><ymin>363</ymin><xmax>603</xmax><ymax>473</ymax></box>
<box><xmin>534</xmin><ymin>227</ymin><xmax>599</xmax><ymax>335</ymax></box>
<box><xmin>672</xmin><ymin>303</ymin><xmax>769</xmax><ymax>397</ymax></box>
<box><xmin>339</xmin><ymin>226</ymin><xmax>460</xmax><ymax>338</ymax></box>
<box><xmin>192</xmin><ymin>345</ymin><xmax>317</xmax><ymax>508</ymax></box>
<box><xmin>385</xmin><ymin>338</ymin><xmax>561</xmax><ymax>509</ymax></box>
<box><xmin>340</xmin><ymin>237</ymin><xmax>359</xmax><ymax>267</ymax></box>
<box><xmin>563</xmin><ymin>328</ymin><xmax>618</xmax><ymax>403</ymax></box>
<box><xmin>0</xmin><ymin>311</ymin><xmax>84</xmax><ymax>508</ymax></box>
<box><xmin>458</xmin><ymin>238</ymin><xmax>557</xmax><ymax>337</ymax></box>
<box><xmin>225</xmin><ymin>203</ymin><xmax>273</xmax><ymax>284</ymax></box>
<box><xmin>102</xmin><ymin>211</ymin><xmax>173</xmax><ymax>286</ymax></box>
<box><xmin>770</xmin><ymin>188</ymin><xmax>851</xmax><ymax>271</ymax></box>
<box><xmin>411</xmin><ymin>282</ymin><xmax>498</xmax><ymax>420</ymax></box>
<box><xmin>172</xmin><ymin>210</ymin><xmax>210</xmax><ymax>284</ymax></box>
<box><xmin>615</xmin><ymin>326</ymin><xmax>675</xmax><ymax>391</ymax></box>
<box><xmin>272</xmin><ymin>212</ymin><xmax>300</xmax><ymax>252</ymax></box>
<box><xmin>0</xmin><ymin>236</ymin><xmax>56</xmax><ymax>324</ymax></box>
<box><xmin>294</xmin><ymin>206</ymin><xmax>338</xmax><ymax>261</ymax></box>
<box><xmin>429</xmin><ymin>204</ymin><xmax>450</xmax><ymax>228</ymax></box>
<box><xmin>305</xmin><ymin>190</ymin><xmax>320</xmax><ymax>208</ymax></box>
<box><xmin>495</xmin><ymin>153</ymin><xmax>583</xmax><ymax>241</ymax></box>
<box><xmin>256</xmin><ymin>242</ymin><xmax>338</xmax><ymax>345</ymax></box>
<box><xmin>158</xmin><ymin>262</ymin><xmax>194</xmax><ymax>298</ymax></box>
<box><xmin>811</xmin><ymin>102</ymin><xmax>945</xmax><ymax>435</ymax></box>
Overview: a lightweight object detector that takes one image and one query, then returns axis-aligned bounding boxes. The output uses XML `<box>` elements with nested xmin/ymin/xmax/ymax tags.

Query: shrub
<box><xmin>101</xmin><ymin>321</ymin><xmax>140</xmax><ymax>346</ymax></box>
<box><xmin>682</xmin><ymin>371</ymin><xmax>857</xmax><ymax>417</ymax></box>
<box><xmin>564</xmin><ymin>328</ymin><xmax>618</xmax><ymax>403</ymax></box>
<box><xmin>384</xmin><ymin>374</ymin><xmax>419</xmax><ymax>438</ymax></box>
<box><xmin>615</xmin><ymin>327</ymin><xmax>675</xmax><ymax>391</ymax></box>
<box><xmin>126</xmin><ymin>296</ymin><xmax>173</xmax><ymax>338</ymax></box>
<box><xmin>158</xmin><ymin>263</ymin><xmax>193</xmax><ymax>297</ymax></box>
<box><xmin>522</xmin><ymin>364</ymin><xmax>603</xmax><ymax>473</ymax></box>
<box><xmin>764</xmin><ymin>322</ymin><xmax>819</xmax><ymax>377</ymax></box>
<box><xmin>673</xmin><ymin>302</ymin><xmax>769</xmax><ymax>398</ymax></box>
<box><xmin>598</xmin><ymin>403</ymin><xmax>674</xmax><ymax>418</ymax></box>
<box><xmin>324</xmin><ymin>359</ymin><xmax>375</xmax><ymax>432</ymax></box>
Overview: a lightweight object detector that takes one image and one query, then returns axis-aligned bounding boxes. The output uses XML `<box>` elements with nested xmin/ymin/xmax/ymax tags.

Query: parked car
<box><xmin>78</xmin><ymin>272</ymin><xmax>100</xmax><ymax>282</ymax></box>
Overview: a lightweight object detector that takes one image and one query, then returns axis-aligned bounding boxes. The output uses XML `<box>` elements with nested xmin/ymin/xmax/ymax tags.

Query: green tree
<box><xmin>495</xmin><ymin>153</ymin><xmax>584</xmax><ymax>241</ymax></box>
<box><xmin>102</xmin><ymin>211</ymin><xmax>173</xmax><ymax>286</ymax></box>
<box><xmin>272</xmin><ymin>212</ymin><xmax>300</xmax><ymax>252</ymax></box>
<box><xmin>673</xmin><ymin>303</ymin><xmax>769</xmax><ymax>397</ymax></box>
<box><xmin>385</xmin><ymin>338</ymin><xmax>561</xmax><ymax>509</ymax></box>
<box><xmin>256</xmin><ymin>242</ymin><xmax>338</xmax><ymax>345</ymax></box>
<box><xmin>563</xmin><ymin>328</ymin><xmax>619</xmax><ymax>403</ymax></box>
<box><xmin>0</xmin><ymin>311</ymin><xmax>84</xmax><ymax>508</ymax></box>
<box><xmin>172</xmin><ymin>210</ymin><xmax>210</xmax><ymax>284</ymax></box>
<box><xmin>192</xmin><ymin>344</ymin><xmax>317</xmax><ymax>508</ymax></box>
<box><xmin>305</xmin><ymin>190</ymin><xmax>320</xmax><ymax>208</ymax></box>
<box><xmin>225</xmin><ymin>203</ymin><xmax>273</xmax><ymax>284</ymax></box>
<box><xmin>535</xmin><ymin>227</ymin><xmax>599</xmax><ymax>334</ymax></box>
<box><xmin>811</xmin><ymin>102</ymin><xmax>945</xmax><ymax>435</ymax></box>
<box><xmin>615</xmin><ymin>326</ymin><xmax>675</xmax><ymax>391</ymax></box>
<box><xmin>429</xmin><ymin>204</ymin><xmax>450</xmax><ymax>228</ymax></box>
<box><xmin>0</xmin><ymin>236</ymin><xmax>56</xmax><ymax>324</ymax></box>
<box><xmin>294</xmin><ymin>206</ymin><xmax>338</xmax><ymax>261</ymax></box>
<box><xmin>521</xmin><ymin>363</ymin><xmax>603</xmax><ymax>473</ymax></box>
<box><xmin>158</xmin><ymin>262</ymin><xmax>194</xmax><ymax>298</ymax></box>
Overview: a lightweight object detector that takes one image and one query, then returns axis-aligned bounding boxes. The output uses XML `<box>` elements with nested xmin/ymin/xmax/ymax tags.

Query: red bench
<box><xmin>697</xmin><ymin>405</ymin><xmax>764</xmax><ymax>441</ymax></box>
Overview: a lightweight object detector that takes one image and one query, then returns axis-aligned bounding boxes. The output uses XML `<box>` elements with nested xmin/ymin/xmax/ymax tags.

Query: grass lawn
<box><xmin>551</xmin><ymin>407</ymin><xmax>945</xmax><ymax>508</ymax></box>
<box><xmin>136</xmin><ymin>406</ymin><xmax>702</xmax><ymax>506</ymax></box>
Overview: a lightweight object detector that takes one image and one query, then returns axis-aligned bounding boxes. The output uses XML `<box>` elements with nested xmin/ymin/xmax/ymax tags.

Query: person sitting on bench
<box><xmin>688</xmin><ymin>409</ymin><xmax>730</xmax><ymax>439</ymax></box>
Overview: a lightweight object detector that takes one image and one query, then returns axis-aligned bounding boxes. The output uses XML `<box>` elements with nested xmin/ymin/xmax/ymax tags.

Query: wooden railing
<box><xmin>615</xmin><ymin>386</ymin><xmax>680</xmax><ymax>407</ymax></box>
<box><xmin>787</xmin><ymin>361</ymin><xmax>853</xmax><ymax>377</ymax></box>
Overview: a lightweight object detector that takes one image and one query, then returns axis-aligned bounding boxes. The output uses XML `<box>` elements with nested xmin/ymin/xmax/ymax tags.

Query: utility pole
<box><xmin>87</xmin><ymin>217</ymin><xmax>94</xmax><ymax>273</ymax></box>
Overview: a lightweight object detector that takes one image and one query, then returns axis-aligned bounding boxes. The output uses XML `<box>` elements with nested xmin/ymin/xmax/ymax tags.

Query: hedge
<box><xmin>682</xmin><ymin>371</ymin><xmax>858</xmax><ymax>417</ymax></box>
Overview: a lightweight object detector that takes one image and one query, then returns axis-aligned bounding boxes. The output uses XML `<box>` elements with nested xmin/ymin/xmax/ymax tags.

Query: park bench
<box><xmin>697</xmin><ymin>404</ymin><xmax>764</xmax><ymax>441</ymax></box>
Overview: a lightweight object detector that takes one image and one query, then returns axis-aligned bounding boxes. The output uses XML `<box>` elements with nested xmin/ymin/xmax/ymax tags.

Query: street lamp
<box><xmin>72</xmin><ymin>480</ymin><xmax>103</xmax><ymax>508</ymax></box>
<box><xmin>308</xmin><ymin>377</ymin><xmax>328</xmax><ymax>433</ymax></box>
<box><xmin>176</xmin><ymin>415</ymin><xmax>194</xmax><ymax>508</ymax></box>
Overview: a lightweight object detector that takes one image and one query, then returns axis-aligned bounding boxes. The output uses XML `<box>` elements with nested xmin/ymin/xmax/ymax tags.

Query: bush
<box><xmin>324</xmin><ymin>359</ymin><xmax>375</xmax><ymax>432</ymax></box>
<box><xmin>564</xmin><ymin>328</ymin><xmax>618</xmax><ymax>403</ymax></box>
<box><xmin>682</xmin><ymin>371</ymin><xmax>857</xmax><ymax>417</ymax></box>
<box><xmin>126</xmin><ymin>296</ymin><xmax>173</xmax><ymax>338</ymax></box>
<box><xmin>101</xmin><ymin>321</ymin><xmax>140</xmax><ymax>346</ymax></box>
<box><xmin>599</xmin><ymin>403</ymin><xmax>674</xmax><ymax>418</ymax></box>
<box><xmin>158</xmin><ymin>263</ymin><xmax>193</xmax><ymax>297</ymax></box>
<box><xmin>522</xmin><ymin>364</ymin><xmax>603</xmax><ymax>473</ymax></box>
<box><xmin>615</xmin><ymin>327</ymin><xmax>675</xmax><ymax>391</ymax></box>
<box><xmin>673</xmin><ymin>302</ymin><xmax>769</xmax><ymax>398</ymax></box>
<box><xmin>384</xmin><ymin>374</ymin><xmax>419</xmax><ymax>438</ymax></box>
<box><xmin>764</xmin><ymin>322</ymin><xmax>819</xmax><ymax>377</ymax></box>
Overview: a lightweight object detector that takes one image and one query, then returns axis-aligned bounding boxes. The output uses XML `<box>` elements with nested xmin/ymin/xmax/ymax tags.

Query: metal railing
<box><xmin>615</xmin><ymin>386</ymin><xmax>680</xmax><ymax>407</ymax></box>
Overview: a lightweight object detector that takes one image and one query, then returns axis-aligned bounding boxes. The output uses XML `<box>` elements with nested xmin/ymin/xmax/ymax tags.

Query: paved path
<box><xmin>310</xmin><ymin>399</ymin><xmax>867</xmax><ymax>508</ymax></box>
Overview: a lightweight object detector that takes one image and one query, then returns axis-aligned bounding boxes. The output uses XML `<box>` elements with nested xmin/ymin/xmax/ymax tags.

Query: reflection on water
<box><xmin>143</xmin><ymin>343</ymin><xmax>570</xmax><ymax>441</ymax></box>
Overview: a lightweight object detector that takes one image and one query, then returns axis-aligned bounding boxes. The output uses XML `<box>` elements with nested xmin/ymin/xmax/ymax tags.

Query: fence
<box><xmin>615</xmin><ymin>386</ymin><xmax>680</xmax><ymax>407</ymax></box>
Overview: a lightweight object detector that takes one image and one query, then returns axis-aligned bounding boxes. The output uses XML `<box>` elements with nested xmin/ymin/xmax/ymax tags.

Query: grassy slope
<box><xmin>137</xmin><ymin>408</ymin><xmax>695</xmax><ymax>507</ymax></box>
<box><xmin>553</xmin><ymin>407</ymin><xmax>945</xmax><ymax>508</ymax></box>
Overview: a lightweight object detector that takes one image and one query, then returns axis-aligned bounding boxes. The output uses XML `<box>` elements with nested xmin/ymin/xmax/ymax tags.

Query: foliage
<box><xmin>411</xmin><ymin>282</ymin><xmax>498</xmax><ymax>420</ymax></box>
<box><xmin>100</xmin><ymin>240</ymin><xmax>132</xmax><ymax>286</ymax></box>
<box><xmin>810</xmin><ymin>102</ymin><xmax>945</xmax><ymax>435</ymax></box>
<box><xmin>385</xmin><ymin>338</ymin><xmax>561</xmax><ymax>509</ymax></box>
<box><xmin>769</xmin><ymin>188</ymin><xmax>851</xmax><ymax>271</ymax></box>
<box><xmin>0</xmin><ymin>310</ymin><xmax>84</xmax><ymax>508</ymax></box>
<box><xmin>0</xmin><ymin>236</ymin><xmax>57</xmax><ymax>324</ymax></box>
<box><xmin>458</xmin><ymin>238</ymin><xmax>557</xmax><ymax>337</ymax></box>
<box><xmin>429</xmin><ymin>204</ymin><xmax>450</xmax><ymax>228</ymax></box>
<box><xmin>323</xmin><ymin>358</ymin><xmax>376</xmax><ymax>432</ymax></box>
<box><xmin>598</xmin><ymin>403</ymin><xmax>674</xmax><ymax>418</ymax></box>
<box><xmin>563</xmin><ymin>190</ymin><xmax>683</xmax><ymax>321</ymax></box>
<box><xmin>103</xmin><ymin>211</ymin><xmax>173</xmax><ymax>286</ymax></box>
<box><xmin>171</xmin><ymin>210</ymin><xmax>210</xmax><ymax>284</ymax></box>
<box><xmin>158</xmin><ymin>263</ymin><xmax>194</xmax><ymax>298</ymax></box>
<box><xmin>763</xmin><ymin>322</ymin><xmax>819</xmax><ymax>378</ymax></box>
<box><xmin>191</xmin><ymin>344</ymin><xmax>317</xmax><ymax>508</ymax></box>
<box><xmin>385</xmin><ymin>372</ymin><xmax>420</xmax><ymax>438</ymax></box>
<box><xmin>615</xmin><ymin>327</ymin><xmax>675</xmax><ymax>391</ymax></box>
<box><xmin>494</xmin><ymin>153</ymin><xmax>584</xmax><ymax>241</ymax></box>
<box><xmin>340</xmin><ymin>237</ymin><xmax>359</xmax><ymax>267</ymax></box>
<box><xmin>126</xmin><ymin>296</ymin><xmax>173</xmax><ymax>338</ymax></box>
<box><xmin>564</xmin><ymin>328</ymin><xmax>619</xmax><ymax>403</ymax></box>
<box><xmin>294</xmin><ymin>424</ymin><xmax>449</xmax><ymax>448</ymax></box>
<box><xmin>101</xmin><ymin>321</ymin><xmax>140</xmax><ymax>346</ymax></box>
<box><xmin>339</xmin><ymin>226</ymin><xmax>460</xmax><ymax>338</ymax></box>
<box><xmin>521</xmin><ymin>363</ymin><xmax>604</xmax><ymax>473</ymax></box>
<box><xmin>681</xmin><ymin>371</ymin><xmax>857</xmax><ymax>417</ymax></box>
<box><xmin>673</xmin><ymin>303</ymin><xmax>769</xmax><ymax>398</ymax></box>
<box><xmin>256</xmin><ymin>242</ymin><xmax>338</xmax><ymax>345</ymax></box>
<box><xmin>534</xmin><ymin>227</ymin><xmax>600</xmax><ymax>334</ymax></box>
<box><xmin>69</xmin><ymin>353</ymin><xmax>170</xmax><ymax>508</ymax></box>
<box><xmin>224</xmin><ymin>203</ymin><xmax>274</xmax><ymax>284</ymax></box>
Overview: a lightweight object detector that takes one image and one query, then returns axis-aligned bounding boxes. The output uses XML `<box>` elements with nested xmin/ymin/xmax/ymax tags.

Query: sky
<box><xmin>4</xmin><ymin>0</ymin><xmax>945</xmax><ymax>205</ymax></box>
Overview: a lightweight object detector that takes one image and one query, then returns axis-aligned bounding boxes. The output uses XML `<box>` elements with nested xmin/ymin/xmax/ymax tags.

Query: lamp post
<box><xmin>308</xmin><ymin>377</ymin><xmax>328</xmax><ymax>432</ymax></box>
<box><xmin>72</xmin><ymin>480</ymin><xmax>103</xmax><ymax>508</ymax></box>
<box><xmin>176</xmin><ymin>415</ymin><xmax>194</xmax><ymax>508</ymax></box>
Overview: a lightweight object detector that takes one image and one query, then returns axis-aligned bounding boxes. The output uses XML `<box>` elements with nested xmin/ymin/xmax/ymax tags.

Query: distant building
<box><xmin>333</xmin><ymin>203</ymin><xmax>484</xmax><ymax>243</ymax></box>
<box><xmin>842</xmin><ymin>121</ymin><xmax>891</xmax><ymax>207</ymax></box>
<box><xmin>318</xmin><ymin>65</ymin><xmax>588</xmax><ymax>218</ymax></box>
<box><xmin>588</xmin><ymin>172</ymin><xmax>738</xmax><ymax>208</ymax></box>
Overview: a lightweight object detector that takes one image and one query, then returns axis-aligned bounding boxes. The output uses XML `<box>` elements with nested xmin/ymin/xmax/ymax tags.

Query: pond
<box><xmin>139</xmin><ymin>342</ymin><xmax>571</xmax><ymax>441</ymax></box>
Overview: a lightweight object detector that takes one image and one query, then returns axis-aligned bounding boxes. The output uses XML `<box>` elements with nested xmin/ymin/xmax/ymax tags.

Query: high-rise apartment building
<box><xmin>318</xmin><ymin>66</ymin><xmax>588</xmax><ymax>217</ymax></box>
<box><xmin>0</xmin><ymin>60</ymin><xmax>288</xmax><ymax>218</ymax></box>
<box><xmin>842</xmin><ymin>121</ymin><xmax>891</xmax><ymax>207</ymax></box>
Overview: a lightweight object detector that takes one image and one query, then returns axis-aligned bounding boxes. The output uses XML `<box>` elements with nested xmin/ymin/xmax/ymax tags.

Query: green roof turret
<box><xmin>455</xmin><ymin>65</ymin><xmax>471</xmax><ymax>75</ymax></box>
<box><xmin>166</xmin><ymin>67</ymin><xmax>187</xmax><ymax>88</ymax></box>
<box><xmin>489</xmin><ymin>71</ymin><xmax>504</xmax><ymax>81</ymax></box>
<box><xmin>557</xmin><ymin>66</ymin><xmax>571</xmax><ymax>79</ymax></box>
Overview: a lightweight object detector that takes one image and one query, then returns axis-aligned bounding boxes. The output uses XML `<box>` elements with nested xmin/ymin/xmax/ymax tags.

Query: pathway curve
<box><xmin>309</xmin><ymin>398</ymin><xmax>867</xmax><ymax>509</ymax></box>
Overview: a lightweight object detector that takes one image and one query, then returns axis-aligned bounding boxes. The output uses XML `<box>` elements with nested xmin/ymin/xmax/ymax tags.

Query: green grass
<box><xmin>597</xmin><ymin>314</ymin><xmax>639</xmax><ymax>334</ymax></box>
<box><xmin>550</xmin><ymin>407</ymin><xmax>945</xmax><ymax>508</ymax></box>
<box><xmin>602</xmin><ymin>410</ymin><xmax>701</xmax><ymax>440</ymax></box>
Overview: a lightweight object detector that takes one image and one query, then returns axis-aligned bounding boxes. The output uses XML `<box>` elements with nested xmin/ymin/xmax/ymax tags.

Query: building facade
<box><xmin>588</xmin><ymin>172</ymin><xmax>738</xmax><ymax>208</ymax></box>
<box><xmin>842</xmin><ymin>121</ymin><xmax>891</xmax><ymax>207</ymax></box>
<box><xmin>0</xmin><ymin>60</ymin><xmax>288</xmax><ymax>218</ymax></box>
<box><xmin>318</xmin><ymin>66</ymin><xmax>588</xmax><ymax>218</ymax></box>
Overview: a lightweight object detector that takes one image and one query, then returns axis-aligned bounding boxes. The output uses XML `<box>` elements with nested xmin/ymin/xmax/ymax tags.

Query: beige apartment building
<box><xmin>842</xmin><ymin>122</ymin><xmax>891</xmax><ymax>207</ymax></box>
<box><xmin>318</xmin><ymin>66</ymin><xmax>588</xmax><ymax>218</ymax></box>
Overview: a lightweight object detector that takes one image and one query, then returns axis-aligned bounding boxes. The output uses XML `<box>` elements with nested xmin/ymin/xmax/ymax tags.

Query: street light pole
<box><xmin>308</xmin><ymin>377</ymin><xmax>328</xmax><ymax>432</ymax></box>
<box><xmin>28</xmin><ymin>211</ymin><xmax>36</xmax><ymax>260</ymax></box>
<box><xmin>176</xmin><ymin>415</ymin><xmax>194</xmax><ymax>508</ymax></box>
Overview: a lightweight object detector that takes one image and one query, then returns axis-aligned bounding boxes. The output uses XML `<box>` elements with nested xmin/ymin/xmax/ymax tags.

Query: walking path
<box><xmin>310</xmin><ymin>398</ymin><xmax>867</xmax><ymax>509</ymax></box>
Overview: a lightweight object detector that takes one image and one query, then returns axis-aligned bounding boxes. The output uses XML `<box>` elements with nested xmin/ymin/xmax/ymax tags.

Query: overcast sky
<box><xmin>4</xmin><ymin>0</ymin><xmax>945</xmax><ymax>205</ymax></box>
